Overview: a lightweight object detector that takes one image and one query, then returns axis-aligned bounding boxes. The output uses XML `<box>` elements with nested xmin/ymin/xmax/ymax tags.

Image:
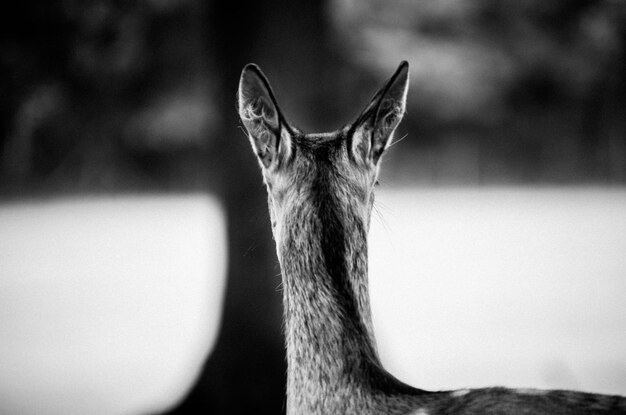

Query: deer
<box><xmin>236</xmin><ymin>61</ymin><xmax>626</xmax><ymax>414</ymax></box>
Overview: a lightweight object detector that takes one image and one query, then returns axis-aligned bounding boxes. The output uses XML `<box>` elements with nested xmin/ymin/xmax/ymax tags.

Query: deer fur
<box><xmin>237</xmin><ymin>61</ymin><xmax>626</xmax><ymax>415</ymax></box>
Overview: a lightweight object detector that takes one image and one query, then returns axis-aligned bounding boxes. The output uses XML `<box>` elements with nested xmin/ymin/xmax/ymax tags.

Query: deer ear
<box><xmin>238</xmin><ymin>64</ymin><xmax>290</xmax><ymax>169</ymax></box>
<box><xmin>351</xmin><ymin>61</ymin><xmax>409</xmax><ymax>165</ymax></box>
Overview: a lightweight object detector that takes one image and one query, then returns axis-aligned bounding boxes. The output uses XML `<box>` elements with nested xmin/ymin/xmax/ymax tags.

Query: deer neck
<box><xmin>277</xmin><ymin>174</ymin><xmax>393</xmax><ymax>413</ymax></box>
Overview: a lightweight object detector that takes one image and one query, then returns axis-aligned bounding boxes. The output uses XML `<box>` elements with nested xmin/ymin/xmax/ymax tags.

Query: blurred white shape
<box><xmin>370</xmin><ymin>187</ymin><xmax>626</xmax><ymax>395</ymax></box>
<box><xmin>125</xmin><ymin>86</ymin><xmax>217</xmax><ymax>149</ymax></box>
<box><xmin>0</xmin><ymin>194</ymin><xmax>226</xmax><ymax>415</ymax></box>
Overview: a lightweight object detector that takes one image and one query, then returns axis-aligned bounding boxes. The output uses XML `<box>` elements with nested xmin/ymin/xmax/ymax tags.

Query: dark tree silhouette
<box><xmin>163</xmin><ymin>0</ymin><xmax>341</xmax><ymax>413</ymax></box>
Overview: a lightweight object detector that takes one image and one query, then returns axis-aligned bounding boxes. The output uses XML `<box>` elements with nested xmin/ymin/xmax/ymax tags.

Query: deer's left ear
<box><xmin>351</xmin><ymin>61</ymin><xmax>409</xmax><ymax>165</ymax></box>
<box><xmin>238</xmin><ymin>63</ymin><xmax>291</xmax><ymax>170</ymax></box>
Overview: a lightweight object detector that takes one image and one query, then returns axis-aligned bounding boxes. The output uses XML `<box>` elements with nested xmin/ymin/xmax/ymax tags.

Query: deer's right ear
<box><xmin>350</xmin><ymin>61</ymin><xmax>409</xmax><ymax>166</ymax></box>
<box><xmin>238</xmin><ymin>64</ymin><xmax>290</xmax><ymax>169</ymax></box>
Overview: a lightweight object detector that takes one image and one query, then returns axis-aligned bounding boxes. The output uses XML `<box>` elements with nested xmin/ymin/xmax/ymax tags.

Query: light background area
<box><xmin>370</xmin><ymin>188</ymin><xmax>626</xmax><ymax>395</ymax></box>
<box><xmin>0</xmin><ymin>188</ymin><xmax>625</xmax><ymax>414</ymax></box>
<box><xmin>0</xmin><ymin>195</ymin><xmax>227</xmax><ymax>415</ymax></box>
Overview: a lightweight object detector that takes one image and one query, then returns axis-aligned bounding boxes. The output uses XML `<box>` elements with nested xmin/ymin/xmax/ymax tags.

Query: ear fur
<box><xmin>351</xmin><ymin>61</ymin><xmax>409</xmax><ymax>165</ymax></box>
<box><xmin>238</xmin><ymin>64</ymin><xmax>291</xmax><ymax>169</ymax></box>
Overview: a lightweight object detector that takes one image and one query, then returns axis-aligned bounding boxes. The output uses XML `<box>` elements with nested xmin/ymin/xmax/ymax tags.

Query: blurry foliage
<box><xmin>1</xmin><ymin>0</ymin><xmax>626</xmax><ymax>195</ymax></box>
<box><xmin>1</xmin><ymin>0</ymin><xmax>215</xmax><ymax>194</ymax></box>
<box><xmin>331</xmin><ymin>0</ymin><xmax>626</xmax><ymax>183</ymax></box>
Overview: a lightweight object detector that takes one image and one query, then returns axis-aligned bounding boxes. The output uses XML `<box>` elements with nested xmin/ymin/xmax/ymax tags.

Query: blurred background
<box><xmin>1</xmin><ymin>0</ymin><xmax>625</xmax><ymax>414</ymax></box>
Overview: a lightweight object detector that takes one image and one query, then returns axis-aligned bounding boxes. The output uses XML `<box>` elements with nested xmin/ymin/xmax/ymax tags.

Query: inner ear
<box><xmin>239</xmin><ymin>69</ymin><xmax>279</xmax><ymax>132</ymax></box>
<box><xmin>351</xmin><ymin>61</ymin><xmax>409</xmax><ymax>165</ymax></box>
<box><xmin>238</xmin><ymin>64</ymin><xmax>291</xmax><ymax>169</ymax></box>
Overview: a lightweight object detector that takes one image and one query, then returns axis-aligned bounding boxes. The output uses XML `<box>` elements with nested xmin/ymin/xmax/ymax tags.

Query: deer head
<box><xmin>237</xmin><ymin>62</ymin><xmax>409</xmax><ymax>258</ymax></box>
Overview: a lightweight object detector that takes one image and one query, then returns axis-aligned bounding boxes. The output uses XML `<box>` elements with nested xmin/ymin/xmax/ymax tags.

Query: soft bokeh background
<box><xmin>1</xmin><ymin>0</ymin><xmax>625</xmax><ymax>414</ymax></box>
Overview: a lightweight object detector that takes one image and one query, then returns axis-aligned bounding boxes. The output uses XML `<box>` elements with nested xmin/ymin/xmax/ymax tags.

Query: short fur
<box><xmin>237</xmin><ymin>62</ymin><xmax>626</xmax><ymax>414</ymax></box>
